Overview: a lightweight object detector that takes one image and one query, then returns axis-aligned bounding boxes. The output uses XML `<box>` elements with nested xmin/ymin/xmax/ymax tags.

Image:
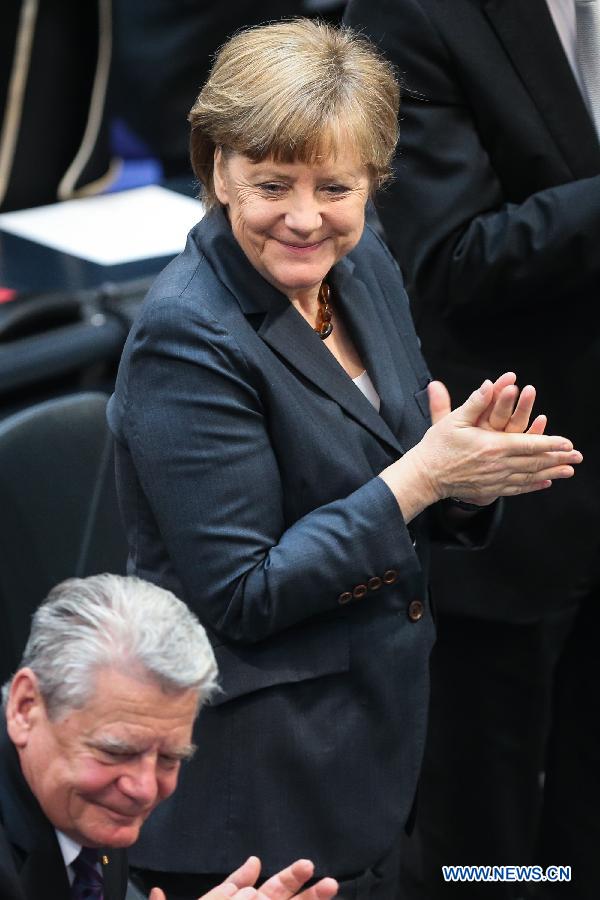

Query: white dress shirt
<box><xmin>55</xmin><ymin>829</ymin><xmax>81</xmax><ymax>885</ymax></box>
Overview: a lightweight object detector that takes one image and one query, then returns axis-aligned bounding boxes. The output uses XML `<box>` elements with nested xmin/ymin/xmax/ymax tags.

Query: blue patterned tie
<box><xmin>71</xmin><ymin>847</ymin><xmax>104</xmax><ymax>900</ymax></box>
<box><xmin>575</xmin><ymin>0</ymin><xmax>600</xmax><ymax>138</ymax></box>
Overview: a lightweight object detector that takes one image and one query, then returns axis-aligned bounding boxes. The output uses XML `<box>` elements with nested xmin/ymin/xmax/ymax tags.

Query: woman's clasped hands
<box><xmin>381</xmin><ymin>372</ymin><xmax>582</xmax><ymax>522</ymax></box>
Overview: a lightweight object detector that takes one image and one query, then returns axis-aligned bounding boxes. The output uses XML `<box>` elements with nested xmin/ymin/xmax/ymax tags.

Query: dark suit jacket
<box><xmin>0</xmin><ymin>721</ymin><xmax>127</xmax><ymax>900</ymax></box>
<box><xmin>345</xmin><ymin>0</ymin><xmax>600</xmax><ymax>621</ymax></box>
<box><xmin>108</xmin><ymin>207</ymin><xmax>493</xmax><ymax>877</ymax></box>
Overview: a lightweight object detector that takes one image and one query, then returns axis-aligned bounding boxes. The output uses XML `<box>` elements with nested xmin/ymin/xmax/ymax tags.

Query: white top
<box><xmin>353</xmin><ymin>370</ymin><xmax>381</xmax><ymax>411</ymax></box>
<box><xmin>546</xmin><ymin>0</ymin><xmax>585</xmax><ymax>92</ymax></box>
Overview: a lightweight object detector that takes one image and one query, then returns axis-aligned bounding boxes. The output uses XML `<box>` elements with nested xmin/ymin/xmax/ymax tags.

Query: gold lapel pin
<box><xmin>102</xmin><ymin>855</ymin><xmax>109</xmax><ymax>866</ymax></box>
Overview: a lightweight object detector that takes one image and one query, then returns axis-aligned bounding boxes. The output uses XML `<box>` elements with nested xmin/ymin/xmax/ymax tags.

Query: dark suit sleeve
<box><xmin>345</xmin><ymin>0</ymin><xmax>600</xmax><ymax>320</ymax></box>
<box><xmin>120</xmin><ymin>295</ymin><xmax>417</xmax><ymax>644</ymax></box>
<box><xmin>0</xmin><ymin>825</ymin><xmax>23</xmax><ymax>900</ymax></box>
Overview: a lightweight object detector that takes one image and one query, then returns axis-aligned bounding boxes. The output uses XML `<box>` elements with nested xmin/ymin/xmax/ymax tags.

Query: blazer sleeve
<box><xmin>345</xmin><ymin>0</ymin><xmax>600</xmax><ymax>320</ymax></box>
<box><xmin>118</xmin><ymin>294</ymin><xmax>419</xmax><ymax>645</ymax></box>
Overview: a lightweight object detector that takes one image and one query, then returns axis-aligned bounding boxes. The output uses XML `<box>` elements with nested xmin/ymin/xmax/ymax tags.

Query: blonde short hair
<box><xmin>189</xmin><ymin>18</ymin><xmax>400</xmax><ymax>208</ymax></box>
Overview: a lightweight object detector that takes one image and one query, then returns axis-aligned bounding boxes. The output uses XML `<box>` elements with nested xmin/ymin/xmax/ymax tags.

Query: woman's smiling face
<box><xmin>213</xmin><ymin>148</ymin><xmax>371</xmax><ymax>305</ymax></box>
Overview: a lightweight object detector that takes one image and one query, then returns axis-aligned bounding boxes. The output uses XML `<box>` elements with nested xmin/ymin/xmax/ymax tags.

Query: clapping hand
<box><xmin>422</xmin><ymin>372</ymin><xmax>581</xmax><ymax>505</ymax></box>
<box><xmin>429</xmin><ymin>371</ymin><xmax>548</xmax><ymax>438</ymax></box>
<box><xmin>470</xmin><ymin>371</ymin><xmax>546</xmax><ymax>435</ymax></box>
<box><xmin>380</xmin><ymin>371</ymin><xmax>582</xmax><ymax>521</ymax></box>
<box><xmin>149</xmin><ymin>857</ymin><xmax>338</xmax><ymax>900</ymax></box>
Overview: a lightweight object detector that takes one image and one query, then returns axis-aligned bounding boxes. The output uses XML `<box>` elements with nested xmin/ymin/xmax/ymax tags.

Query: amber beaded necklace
<box><xmin>315</xmin><ymin>282</ymin><xmax>333</xmax><ymax>339</ymax></box>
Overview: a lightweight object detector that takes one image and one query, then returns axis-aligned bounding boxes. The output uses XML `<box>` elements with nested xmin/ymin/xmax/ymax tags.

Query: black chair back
<box><xmin>0</xmin><ymin>392</ymin><xmax>127</xmax><ymax>683</ymax></box>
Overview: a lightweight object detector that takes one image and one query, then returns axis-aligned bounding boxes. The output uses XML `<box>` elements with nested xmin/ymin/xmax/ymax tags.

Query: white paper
<box><xmin>0</xmin><ymin>186</ymin><xmax>205</xmax><ymax>265</ymax></box>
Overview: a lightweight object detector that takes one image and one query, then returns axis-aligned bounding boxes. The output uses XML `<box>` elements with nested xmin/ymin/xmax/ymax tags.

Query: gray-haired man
<box><xmin>0</xmin><ymin>574</ymin><xmax>338</xmax><ymax>900</ymax></box>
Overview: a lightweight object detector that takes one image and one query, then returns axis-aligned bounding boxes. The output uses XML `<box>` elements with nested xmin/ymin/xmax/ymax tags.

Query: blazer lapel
<box><xmin>331</xmin><ymin>256</ymin><xmax>409</xmax><ymax>441</ymax></box>
<box><xmin>195</xmin><ymin>208</ymin><xmax>404</xmax><ymax>455</ymax></box>
<box><xmin>99</xmin><ymin>847</ymin><xmax>127</xmax><ymax>900</ymax></box>
<box><xmin>484</xmin><ymin>0</ymin><xmax>600</xmax><ymax>177</ymax></box>
<box><xmin>257</xmin><ymin>298</ymin><xmax>405</xmax><ymax>455</ymax></box>
<box><xmin>20</xmin><ymin>842</ymin><xmax>125</xmax><ymax>900</ymax></box>
<box><xmin>19</xmin><ymin>832</ymin><xmax>70</xmax><ymax>900</ymax></box>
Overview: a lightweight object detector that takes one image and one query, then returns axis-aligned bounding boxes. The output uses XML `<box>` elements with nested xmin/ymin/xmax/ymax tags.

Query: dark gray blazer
<box><xmin>108</xmin><ymin>208</ymin><xmax>491</xmax><ymax>878</ymax></box>
<box><xmin>0</xmin><ymin>721</ymin><xmax>127</xmax><ymax>900</ymax></box>
<box><xmin>345</xmin><ymin>0</ymin><xmax>600</xmax><ymax>621</ymax></box>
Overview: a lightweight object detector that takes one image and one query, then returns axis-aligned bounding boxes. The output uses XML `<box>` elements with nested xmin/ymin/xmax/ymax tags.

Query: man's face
<box><xmin>7</xmin><ymin>667</ymin><xmax>198</xmax><ymax>848</ymax></box>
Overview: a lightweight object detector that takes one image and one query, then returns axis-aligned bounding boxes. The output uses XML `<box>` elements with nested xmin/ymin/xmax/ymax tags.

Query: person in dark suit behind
<box><xmin>0</xmin><ymin>573</ymin><xmax>339</xmax><ymax>900</ymax></box>
<box><xmin>107</xmin><ymin>18</ymin><xmax>582</xmax><ymax>900</ymax></box>
<box><xmin>343</xmin><ymin>1</ymin><xmax>600</xmax><ymax>897</ymax></box>
<box><xmin>112</xmin><ymin>0</ymin><xmax>346</xmax><ymax>179</ymax></box>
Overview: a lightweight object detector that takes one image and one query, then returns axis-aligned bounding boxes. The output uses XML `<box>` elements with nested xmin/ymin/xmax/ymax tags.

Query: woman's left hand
<box><xmin>379</xmin><ymin>373</ymin><xmax>582</xmax><ymax>520</ymax></box>
<box><xmin>429</xmin><ymin>372</ymin><xmax>547</xmax><ymax>437</ymax></box>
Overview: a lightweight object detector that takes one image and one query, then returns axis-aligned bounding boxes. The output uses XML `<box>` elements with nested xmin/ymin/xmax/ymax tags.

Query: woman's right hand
<box><xmin>379</xmin><ymin>377</ymin><xmax>582</xmax><ymax>523</ymax></box>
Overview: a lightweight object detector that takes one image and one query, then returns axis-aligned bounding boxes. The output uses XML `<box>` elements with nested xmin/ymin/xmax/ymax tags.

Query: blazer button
<box><xmin>408</xmin><ymin>600</ymin><xmax>424</xmax><ymax>622</ymax></box>
<box><xmin>367</xmin><ymin>576</ymin><xmax>382</xmax><ymax>591</ymax></box>
<box><xmin>337</xmin><ymin>591</ymin><xmax>353</xmax><ymax>605</ymax></box>
<box><xmin>383</xmin><ymin>569</ymin><xmax>399</xmax><ymax>585</ymax></box>
<box><xmin>353</xmin><ymin>584</ymin><xmax>368</xmax><ymax>600</ymax></box>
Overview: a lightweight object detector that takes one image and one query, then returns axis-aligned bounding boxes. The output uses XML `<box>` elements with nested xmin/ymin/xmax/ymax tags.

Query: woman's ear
<box><xmin>213</xmin><ymin>147</ymin><xmax>229</xmax><ymax>206</ymax></box>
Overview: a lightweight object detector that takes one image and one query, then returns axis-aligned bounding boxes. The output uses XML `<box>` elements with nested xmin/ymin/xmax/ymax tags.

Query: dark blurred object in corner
<box><xmin>0</xmin><ymin>0</ymin><xmax>114</xmax><ymax>213</ymax></box>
